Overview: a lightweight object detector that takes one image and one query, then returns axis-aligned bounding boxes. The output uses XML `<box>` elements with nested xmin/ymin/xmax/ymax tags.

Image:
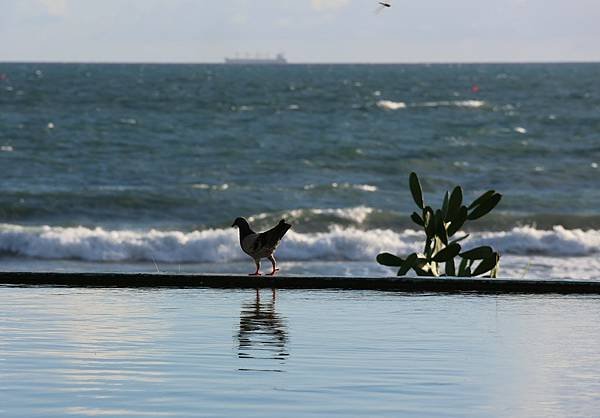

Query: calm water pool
<box><xmin>1</xmin><ymin>287</ymin><xmax>599</xmax><ymax>417</ymax></box>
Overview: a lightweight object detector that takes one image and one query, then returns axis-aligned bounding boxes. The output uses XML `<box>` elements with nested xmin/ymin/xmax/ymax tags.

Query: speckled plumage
<box><xmin>232</xmin><ymin>218</ymin><xmax>291</xmax><ymax>275</ymax></box>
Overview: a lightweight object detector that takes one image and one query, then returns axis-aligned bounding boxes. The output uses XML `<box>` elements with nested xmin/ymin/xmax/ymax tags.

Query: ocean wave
<box><xmin>376</xmin><ymin>100</ymin><xmax>407</xmax><ymax>110</ymax></box>
<box><xmin>248</xmin><ymin>206</ymin><xmax>376</xmax><ymax>225</ymax></box>
<box><xmin>0</xmin><ymin>224</ymin><xmax>598</xmax><ymax>264</ymax></box>
<box><xmin>419</xmin><ymin>100</ymin><xmax>486</xmax><ymax>108</ymax></box>
<box><xmin>377</xmin><ymin>99</ymin><xmax>485</xmax><ymax>111</ymax></box>
<box><xmin>303</xmin><ymin>183</ymin><xmax>378</xmax><ymax>192</ymax></box>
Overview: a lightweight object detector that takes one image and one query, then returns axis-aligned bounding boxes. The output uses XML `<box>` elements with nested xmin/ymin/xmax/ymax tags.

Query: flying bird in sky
<box><xmin>232</xmin><ymin>218</ymin><xmax>291</xmax><ymax>276</ymax></box>
<box><xmin>375</xmin><ymin>1</ymin><xmax>392</xmax><ymax>13</ymax></box>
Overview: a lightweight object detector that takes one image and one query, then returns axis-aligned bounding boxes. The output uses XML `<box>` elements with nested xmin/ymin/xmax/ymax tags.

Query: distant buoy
<box><xmin>471</xmin><ymin>84</ymin><xmax>480</xmax><ymax>93</ymax></box>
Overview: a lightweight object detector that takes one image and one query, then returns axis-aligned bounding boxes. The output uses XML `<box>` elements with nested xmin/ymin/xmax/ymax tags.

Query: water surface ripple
<box><xmin>1</xmin><ymin>287</ymin><xmax>599</xmax><ymax>417</ymax></box>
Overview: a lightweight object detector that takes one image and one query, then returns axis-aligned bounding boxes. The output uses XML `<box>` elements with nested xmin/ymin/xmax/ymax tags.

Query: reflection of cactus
<box><xmin>377</xmin><ymin>172</ymin><xmax>502</xmax><ymax>278</ymax></box>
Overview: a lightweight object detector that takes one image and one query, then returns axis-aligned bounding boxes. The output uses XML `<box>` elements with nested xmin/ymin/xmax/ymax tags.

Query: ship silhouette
<box><xmin>225</xmin><ymin>53</ymin><xmax>287</xmax><ymax>65</ymax></box>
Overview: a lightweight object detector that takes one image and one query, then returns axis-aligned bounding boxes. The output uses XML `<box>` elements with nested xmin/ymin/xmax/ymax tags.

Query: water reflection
<box><xmin>237</xmin><ymin>289</ymin><xmax>288</xmax><ymax>372</ymax></box>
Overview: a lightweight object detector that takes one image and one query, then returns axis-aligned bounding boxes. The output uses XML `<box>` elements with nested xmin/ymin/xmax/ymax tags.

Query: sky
<box><xmin>1</xmin><ymin>0</ymin><xmax>599</xmax><ymax>63</ymax></box>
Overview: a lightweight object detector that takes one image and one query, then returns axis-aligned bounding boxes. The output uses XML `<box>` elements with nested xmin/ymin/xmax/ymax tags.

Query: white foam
<box><xmin>514</xmin><ymin>126</ymin><xmax>527</xmax><ymax>134</ymax></box>
<box><xmin>376</xmin><ymin>100</ymin><xmax>407</xmax><ymax>110</ymax></box>
<box><xmin>1</xmin><ymin>145</ymin><xmax>13</xmax><ymax>152</ymax></box>
<box><xmin>0</xmin><ymin>224</ymin><xmax>598</xmax><ymax>264</ymax></box>
<box><xmin>308</xmin><ymin>207</ymin><xmax>375</xmax><ymax>223</ymax></box>
<box><xmin>469</xmin><ymin>226</ymin><xmax>600</xmax><ymax>257</ymax></box>
<box><xmin>331</xmin><ymin>182</ymin><xmax>378</xmax><ymax>192</ymax></box>
<box><xmin>191</xmin><ymin>183</ymin><xmax>229</xmax><ymax>191</ymax></box>
<box><xmin>248</xmin><ymin>206</ymin><xmax>376</xmax><ymax>224</ymax></box>
<box><xmin>420</xmin><ymin>100</ymin><xmax>485</xmax><ymax>108</ymax></box>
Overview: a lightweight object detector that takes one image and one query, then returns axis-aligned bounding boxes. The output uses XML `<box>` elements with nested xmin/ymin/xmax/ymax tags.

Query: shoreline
<box><xmin>1</xmin><ymin>272</ymin><xmax>600</xmax><ymax>294</ymax></box>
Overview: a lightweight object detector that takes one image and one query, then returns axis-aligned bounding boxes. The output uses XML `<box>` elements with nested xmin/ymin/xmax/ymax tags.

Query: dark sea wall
<box><xmin>1</xmin><ymin>272</ymin><xmax>600</xmax><ymax>294</ymax></box>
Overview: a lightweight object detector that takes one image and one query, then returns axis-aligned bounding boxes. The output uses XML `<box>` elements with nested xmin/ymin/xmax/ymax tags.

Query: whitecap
<box><xmin>331</xmin><ymin>182</ymin><xmax>377</xmax><ymax>192</ymax></box>
<box><xmin>1</xmin><ymin>145</ymin><xmax>13</xmax><ymax>152</ymax></box>
<box><xmin>420</xmin><ymin>100</ymin><xmax>485</xmax><ymax>108</ymax></box>
<box><xmin>376</xmin><ymin>100</ymin><xmax>407</xmax><ymax>110</ymax></box>
<box><xmin>191</xmin><ymin>183</ymin><xmax>229</xmax><ymax>191</ymax></box>
<box><xmin>514</xmin><ymin>127</ymin><xmax>527</xmax><ymax>134</ymax></box>
<box><xmin>0</xmin><ymin>224</ymin><xmax>598</xmax><ymax>264</ymax></box>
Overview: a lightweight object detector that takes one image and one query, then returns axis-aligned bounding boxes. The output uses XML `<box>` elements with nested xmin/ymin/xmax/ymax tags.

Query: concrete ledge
<box><xmin>1</xmin><ymin>271</ymin><xmax>600</xmax><ymax>294</ymax></box>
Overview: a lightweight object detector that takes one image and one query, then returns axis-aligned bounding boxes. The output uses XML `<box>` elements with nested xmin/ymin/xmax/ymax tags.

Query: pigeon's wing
<box><xmin>241</xmin><ymin>233</ymin><xmax>260</xmax><ymax>257</ymax></box>
<box><xmin>256</xmin><ymin>220</ymin><xmax>291</xmax><ymax>252</ymax></box>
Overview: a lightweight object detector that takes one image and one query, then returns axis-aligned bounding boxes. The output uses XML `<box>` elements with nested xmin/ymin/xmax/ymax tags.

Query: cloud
<box><xmin>310</xmin><ymin>0</ymin><xmax>350</xmax><ymax>11</ymax></box>
<box><xmin>38</xmin><ymin>0</ymin><xmax>68</xmax><ymax>17</ymax></box>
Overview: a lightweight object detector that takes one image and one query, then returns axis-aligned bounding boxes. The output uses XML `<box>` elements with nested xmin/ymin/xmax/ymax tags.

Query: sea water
<box><xmin>0</xmin><ymin>63</ymin><xmax>599</xmax><ymax>278</ymax></box>
<box><xmin>1</xmin><ymin>287</ymin><xmax>600</xmax><ymax>417</ymax></box>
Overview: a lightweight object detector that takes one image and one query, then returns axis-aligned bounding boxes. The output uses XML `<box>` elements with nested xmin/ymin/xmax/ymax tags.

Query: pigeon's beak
<box><xmin>231</xmin><ymin>222</ymin><xmax>236</xmax><ymax>228</ymax></box>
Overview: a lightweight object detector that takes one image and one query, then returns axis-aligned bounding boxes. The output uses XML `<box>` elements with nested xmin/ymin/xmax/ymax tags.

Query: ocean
<box><xmin>1</xmin><ymin>63</ymin><xmax>599</xmax><ymax>279</ymax></box>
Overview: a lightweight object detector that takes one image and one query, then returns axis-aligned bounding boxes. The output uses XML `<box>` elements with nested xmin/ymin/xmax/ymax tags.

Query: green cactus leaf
<box><xmin>397</xmin><ymin>253</ymin><xmax>418</xmax><ymax>276</ymax></box>
<box><xmin>424</xmin><ymin>207</ymin><xmax>435</xmax><ymax>238</ymax></box>
<box><xmin>415</xmin><ymin>267</ymin><xmax>435</xmax><ymax>276</ymax></box>
<box><xmin>441</xmin><ymin>191</ymin><xmax>450</xmax><ymax>219</ymax></box>
<box><xmin>490</xmin><ymin>257</ymin><xmax>500</xmax><ymax>278</ymax></box>
<box><xmin>434</xmin><ymin>209</ymin><xmax>448</xmax><ymax>244</ymax></box>
<box><xmin>376</xmin><ymin>252</ymin><xmax>405</xmax><ymax>267</ymax></box>
<box><xmin>467</xmin><ymin>193</ymin><xmax>502</xmax><ymax>220</ymax></box>
<box><xmin>411</xmin><ymin>212</ymin><xmax>424</xmax><ymax>227</ymax></box>
<box><xmin>445</xmin><ymin>257</ymin><xmax>456</xmax><ymax>276</ymax></box>
<box><xmin>409</xmin><ymin>172</ymin><xmax>424</xmax><ymax>209</ymax></box>
<box><xmin>433</xmin><ymin>242</ymin><xmax>461</xmax><ymax>262</ymax></box>
<box><xmin>459</xmin><ymin>246</ymin><xmax>494</xmax><ymax>260</ymax></box>
<box><xmin>472</xmin><ymin>252</ymin><xmax>500</xmax><ymax>276</ymax></box>
<box><xmin>468</xmin><ymin>190</ymin><xmax>496</xmax><ymax>210</ymax></box>
<box><xmin>458</xmin><ymin>257</ymin><xmax>470</xmax><ymax>276</ymax></box>
<box><xmin>447</xmin><ymin>206</ymin><xmax>468</xmax><ymax>237</ymax></box>
<box><xmin>416</xmin><ymin>258</ymin><xmax>440</xmax><ymax>277</ymax></box>
<box><xmin>446</xmin><ymin>186</ymin><xmax>463</xmax><ymax>222</ymax></box>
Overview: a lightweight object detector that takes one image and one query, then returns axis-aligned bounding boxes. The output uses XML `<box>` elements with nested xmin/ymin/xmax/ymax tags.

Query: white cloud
<box><xmin>310</xmin><ymin>0</ymin><xmax>350</xmax><ymax>11</ymax></box>
<box><xmin>38</xmin><ymin>0</ymin><xmax>68</xmax><ymax>17</ymax></box>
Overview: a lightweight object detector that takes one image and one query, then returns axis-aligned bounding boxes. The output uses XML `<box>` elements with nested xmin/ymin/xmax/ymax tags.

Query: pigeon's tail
<box><xmin>260</xmin><ymin>219</ymin><xmax>292</xmax><ymax>249</ymax></box>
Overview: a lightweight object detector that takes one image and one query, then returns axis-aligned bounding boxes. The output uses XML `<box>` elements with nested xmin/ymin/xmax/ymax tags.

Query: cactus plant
<box><xmin>376</xmin><ymin>172</ymin><xmax>502</xmax><ymax>278</ymax></box>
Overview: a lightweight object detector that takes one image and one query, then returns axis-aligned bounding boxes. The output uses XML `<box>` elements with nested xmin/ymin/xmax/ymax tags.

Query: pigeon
<box><xmin>232</xmin><ymin>218</ymin><xmax>292</xmax><ymax>276</ymax></box>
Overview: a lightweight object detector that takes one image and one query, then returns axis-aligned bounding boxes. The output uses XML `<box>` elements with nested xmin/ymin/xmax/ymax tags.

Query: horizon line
<box><xmin>1</xmin><ymin>59</ymin><xmax>600</xmax><ymax>66</ymax></box>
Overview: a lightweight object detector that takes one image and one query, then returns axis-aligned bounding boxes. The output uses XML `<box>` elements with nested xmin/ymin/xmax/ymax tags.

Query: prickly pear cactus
<box><xmin>377</xmin><ymin>172</ymin><xmax>502</xmax><ymax>278</ymax></box>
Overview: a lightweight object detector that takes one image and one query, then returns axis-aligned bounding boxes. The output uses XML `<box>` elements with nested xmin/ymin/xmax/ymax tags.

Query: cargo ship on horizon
<box><xmin>224</xmin><ymin>53</ymin><xmax>287</xmax><ymax>65</ymax></box>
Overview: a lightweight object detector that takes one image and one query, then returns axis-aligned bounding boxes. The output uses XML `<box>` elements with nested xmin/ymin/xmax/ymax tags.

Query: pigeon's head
<box><xmin>231</xmin><ymin>217</ymin><xmax>249</xmax><ymax>228</ymax></box>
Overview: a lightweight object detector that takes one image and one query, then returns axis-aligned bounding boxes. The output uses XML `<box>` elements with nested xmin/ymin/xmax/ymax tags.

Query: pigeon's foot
<box><xmin>267</xmin><ymin>268</ymin><xmax>280</xmax><ymax>276</ymax></box>
<box><xmin>249</xmin><ymin>272</ymin><xmax>262</xmax><ymax>276</ymax></box>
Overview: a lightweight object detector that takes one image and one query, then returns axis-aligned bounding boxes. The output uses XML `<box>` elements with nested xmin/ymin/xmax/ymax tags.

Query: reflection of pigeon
<box><xmin>232</xmin><ymin>218</ymin><xmax>291</xmax><ymax>276</ymax></box>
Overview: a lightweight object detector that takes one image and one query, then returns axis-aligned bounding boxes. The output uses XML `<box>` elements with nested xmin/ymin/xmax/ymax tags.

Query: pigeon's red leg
<box><xmin>249</xmin><ymin>260</ymin><xmax>261</xmax><ymax>276</ymax></box>
<box><xmin>267</xmin><ymin>255</ymin><xmax>279</xmax><ymax>276</ymax></box>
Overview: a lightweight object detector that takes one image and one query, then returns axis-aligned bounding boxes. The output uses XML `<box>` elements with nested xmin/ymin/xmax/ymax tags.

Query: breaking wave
<box><xmin>376</xmin><ymin>100</ymin><xmax>407</xmax><ymax>110</ymax></box>
<box><xmin>377</xmin><ymin>99</ymin><xmax>486</xmax><ymax>111</ymax></box>
<box><xmin>0</xmin><ymin>224</ymin><xmax>598</xmax><ymax>263</ymax></box>
<box><xmin>418</xmin><ymin>100</ymin><xmax>486</xmax><ymax>108</ymax></box>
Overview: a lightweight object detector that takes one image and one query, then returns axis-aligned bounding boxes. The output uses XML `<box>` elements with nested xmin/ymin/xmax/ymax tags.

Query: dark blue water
<box><xmin>0</xmin><ymin>63</ymin><xmax>599</xmax><ymax>276</ymax></box>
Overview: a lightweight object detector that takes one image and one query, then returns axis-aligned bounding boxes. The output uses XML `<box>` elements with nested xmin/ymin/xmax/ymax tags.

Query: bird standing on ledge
<box><xmin>232</xmin><ymin>218</ymin><xmax>291</xmax><ymax>276</ymax></box>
